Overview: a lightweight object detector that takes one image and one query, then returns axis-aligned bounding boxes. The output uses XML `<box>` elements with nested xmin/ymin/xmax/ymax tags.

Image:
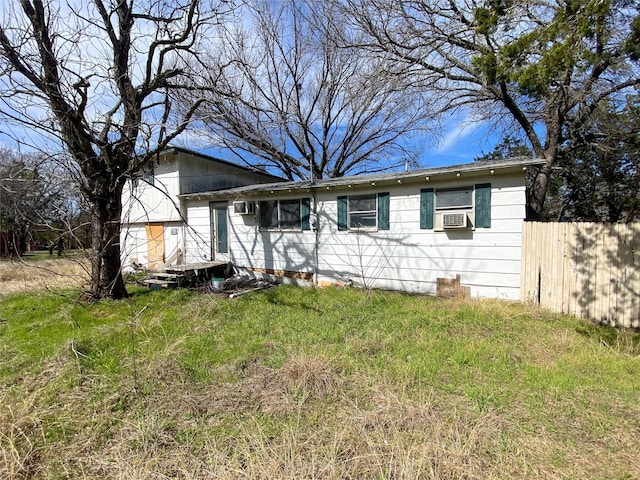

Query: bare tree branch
<box><xmin>185</xmin><ymin>0</ymin><xmax>434</xmax><ymax>181</ymax></box>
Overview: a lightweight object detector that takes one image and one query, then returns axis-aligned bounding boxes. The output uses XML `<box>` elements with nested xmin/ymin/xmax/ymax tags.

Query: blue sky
<box><xmin>188</xmin><ymin>113</ymin><xmax>499</xmax><ymax>176</ymax></box>
<box><xmin>423</xmin><ymin>121</ymin><xmax>494</xmax><ymax>168</ymax></box>
<box><xmin>0</xmin><ymin>115</ymin><xmax>498</xmax><ymax>176</ymax></box>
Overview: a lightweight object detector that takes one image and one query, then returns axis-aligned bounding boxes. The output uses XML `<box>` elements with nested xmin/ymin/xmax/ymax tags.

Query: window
<box><xmin>337</xmin><ymin>192</ymin><xmax>390</xmax><ymax>231</ymax></box>
<box><xmin>279</xmin><ymin>199</ymin><xmax>301</xmax><ymax>229</ymax></box>
<box><xmin>349</xmin><ymin>194</ymin><xmax>377</xmax><ymax>229</ymax></box>
<box><xmin>420</xmin><ymin>184</ymin><xmax>492</xmax><ymax>230</ymax></box>
<box><xmin>259</xmin><ymin>198</ymin><xmax>310</xmax><ymax>230</ymax></box>
<box><xmin>259</xmin><ymin>200</ymin><xmax>279</xmax><ymax>229</ymax></box>
<box><xmin>132</xmin><ymin>164</ymin><xmax>154</xmax><ymax>189</ymax></box>
<box><xmin>435</xmin><ymin>187</ymin><xmax>472</xmax><ymax>210</ymax></box>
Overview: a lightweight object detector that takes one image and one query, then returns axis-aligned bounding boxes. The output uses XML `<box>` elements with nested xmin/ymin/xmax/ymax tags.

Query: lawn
<box><xmin>1</xmin><ymin>283</ymin><xmax>639</xmax><ymax>479</ymax></box>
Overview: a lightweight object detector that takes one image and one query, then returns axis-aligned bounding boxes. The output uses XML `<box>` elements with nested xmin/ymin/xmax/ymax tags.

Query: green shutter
<box><xmin>337</xmin><ymin>196</ymin><xmax>347</xmax><ymax>231</ymax></box>
<box><xmin>420</xmin><ymin>188</ymin><xmax>434</xmax><ymax>229</ymax></box>
<box><xmin>378</xmin><ymin>192</ymin><xmax>390</xmax><ymax>230</ymax></box>
<box><xmin>475</xmin><ymin>183</ymin><xmax>491</xmax><ymax>228</ymax></box>
<box><xmin>301</xmin><ymin>197</ymin><xmax>311</xmax><ymax>230</ymax></box>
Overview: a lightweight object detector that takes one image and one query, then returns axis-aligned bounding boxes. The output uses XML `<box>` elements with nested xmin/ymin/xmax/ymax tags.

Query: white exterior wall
<box><xmin>120</xmin><ymin>155</ymin><xmax>183</xmax><ymax>270</ymax></box>
<box><xmin>120</xmin><ymin>224</ymin><xmax>147</xmax><ymax>267</ymax></box>
<box><xmin>218</xmin><ymin>172</ymin><xmax>527</xmax><ymax>300</ymax></box>
<box><xmin>121</xmin><ymin>149</ymin><xmax>281</xmax><ymax>269</ymax></box>
<box><xmin>120</xmin><ymin>221</ymin><xmax>185</xmax><ymax>269</ymax></box>
<box><xmin>122</xmin><ymin>157</ymin><xmax>182</xmax><ymax>224</ymax></box>
<box><xmin>183</xmin><ymin>200</ymin><xmax>214</xmax><ymax>264</ymax></box>
<box><xmin>315</xmin><ymin>173</ymin><xmax>525</xmax><ymax>299</ymax></box>
<box><xmin>185</xmin><ymin>195</ymin><xmax>317</xmax><ymax>273</ymax></box>
<box><xmin>227</xmin><ymin>193</ymin><xmax>316</xmax><ymax>275</ymax></box>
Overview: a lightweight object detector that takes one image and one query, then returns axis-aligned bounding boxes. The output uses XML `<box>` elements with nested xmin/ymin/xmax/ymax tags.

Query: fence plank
<box><xmin>618</xmin><ymin>224</ymin><xmax>631</xmax><ymax>328</ymax></box>
<box><xmin>631</xmin><ymin>224</ymin><xmax>640</xmax><ymax>328</ymax></box>
<box><xmin>521</xmin><ymin>222</ymin><xmax>639</xmax><ymax>328</ymax></box>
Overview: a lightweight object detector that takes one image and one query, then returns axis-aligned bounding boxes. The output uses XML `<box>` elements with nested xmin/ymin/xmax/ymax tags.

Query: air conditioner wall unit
<box><xmin>442</xmin><ymin>212</ymin><xmax>467</xmax><ymax>229</ymax></box>
<box><xmin>233</xmin><ymin>200</ymin><xmax>255</xmax><ymax>215</ymax></box>
<box><xmin>435</xmin><ymin>211</ymin><xmax>471</xmax><ymax>230</ymax></box>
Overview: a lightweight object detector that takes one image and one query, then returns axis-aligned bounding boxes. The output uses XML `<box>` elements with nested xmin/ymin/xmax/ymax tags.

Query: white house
<box><xmin>180</xmin><ymin>157</ymin><xmax>542</xmax><ymax>300</ymax></box>
<box><xmin>120</xmin><ymin>147</ymin><xmax>284</xmax><ymax>270</ymax></box>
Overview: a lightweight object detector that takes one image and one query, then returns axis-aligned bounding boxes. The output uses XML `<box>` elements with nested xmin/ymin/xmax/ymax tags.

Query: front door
<box><xmin>210</xmin><ymin>202</ymin><xmax>229</xmax><ymax>261</ymax></box>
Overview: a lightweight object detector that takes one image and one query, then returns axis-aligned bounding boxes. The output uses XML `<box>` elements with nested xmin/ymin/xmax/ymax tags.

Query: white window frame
<box><xmin>434</xmin><ymin>186</ymin><xmax>474</xmax><ymax>231</ymax></box>
<box><xmin>434</xmin><ymin>186</ymin><xmax>474</xmax><ymax>211</ymax></box>
<box><xmin>348</xmin><ymin>194</ymin><xmax>378</xmax><ymax>231</ymax></box>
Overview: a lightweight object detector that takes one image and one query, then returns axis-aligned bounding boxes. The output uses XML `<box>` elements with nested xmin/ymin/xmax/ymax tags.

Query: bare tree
<box><xmin>0</xmin><ymin>1</ymin><xmax>231</xmax><ymax>299</ymax></box>
<box><xmin>343</xmin><ymin>0</ymin><xmax>640</xmax><ymax>217</ymax></box>
<box><xmin>188</xmin><ymin>0</ymin><xmax>433</xmax><ymax>181</ymax></box>
<box><xmin>0</xmin><ymin>150</ymin><xmax>69</xmax><ymax>256</ymax></box>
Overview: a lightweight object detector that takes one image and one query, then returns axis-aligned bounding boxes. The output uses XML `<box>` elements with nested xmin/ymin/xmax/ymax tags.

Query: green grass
<box><xmin>1</xmin><ymin>285</ymin><xmax>639</xmax><ymax>479</ymax></box>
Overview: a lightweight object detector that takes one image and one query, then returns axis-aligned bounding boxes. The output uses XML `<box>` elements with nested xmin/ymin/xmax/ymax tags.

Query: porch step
<box><xmin>152</xmin><ymin>272</ymin><xmax>183</xmax><ymax>280</ymax></box>
<box><xmin>141</xmin><ymin>278</ymin><xmax>179</xmax><ymax>290</ymax></box>
<box><xmin>139</xmin><ymin>261</ymin><xmax>228</xmax><ymax>290</ymax></box>
<box><xmin>151</xmin><ymin>272</ymin><xmax>184</xmax><ymax>278</ymax></box>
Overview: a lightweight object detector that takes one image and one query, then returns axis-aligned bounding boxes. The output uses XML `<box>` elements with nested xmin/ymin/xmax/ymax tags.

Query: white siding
<box><xmin>121</xmin><ymin>149</ymin><xmax>280</xmax><ymax>268</ymax></box>
<box><xmin>184</xmin><ymin>201</ymin><xmax>213</xmax><ymax>264</ymax></box>
<box><xmin>313</xmin><ymin>174</ymin><xmax>526</xmax><ymax>299</ymax></box>
<box><xmin>120</xmin><ymin>221</ymin><xmax>184</xmax><ymax>269</ymax></box>
<box><xmin>121</xmin><ymin>225</ymin><xmax>147</xmax><ymax>267</ymax></box>
<box><xmin>122</xmin><ymin>157</ymin><xmax>182</xmax><ymax>224</ymax></box>
<box><xmin>226</xmin><ymin>194</ymin><xmax>316</xmax><ymax>274</ymax></box>
<box><xmin>182</xmin><ymin>171</ymin><xmax>528</xmax><ymax>300</ymax></box>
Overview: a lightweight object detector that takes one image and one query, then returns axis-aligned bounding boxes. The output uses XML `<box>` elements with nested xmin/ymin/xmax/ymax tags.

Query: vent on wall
<box><xmin>442</xmin><ymin>212</ymin><xmax>468</xmax><ymax>229</ymax></box>
<box><xmin>233</xmin><ymin>201</ymin><xmax>255</xmax><ymax>215</ymax></box>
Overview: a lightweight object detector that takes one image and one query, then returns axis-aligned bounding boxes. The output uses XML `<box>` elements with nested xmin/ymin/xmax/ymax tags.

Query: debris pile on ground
<box><xmin>200</xmin><ymin>273</ymin><xmax>278</xmax><ymax>297</ymax></box>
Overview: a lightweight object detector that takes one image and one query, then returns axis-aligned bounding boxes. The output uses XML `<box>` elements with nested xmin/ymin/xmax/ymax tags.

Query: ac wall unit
<box><xmin>233</xmin><ymin>201</ymin><xmax>255</xmax><ymax>215</ymax></box>
<box><xmin>441</xmin><ymin>212</ymin><xmax>468</xmax><ymax>229</ymax></box>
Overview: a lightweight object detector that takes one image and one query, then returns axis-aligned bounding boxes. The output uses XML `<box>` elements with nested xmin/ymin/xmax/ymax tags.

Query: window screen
<box><xmin>279</xmin><ymin>199</ymin><xmax>301</xmax><ymax>230</ymax></box>
<box><xmin>435</xmin><ymin>187</ymin><xmax>472</xmax><ymax>209</ymax></box>
<box><xmin>348</xmin><ymin>194</ymin><xmax>377</xmax><ymax>229</ymax></box>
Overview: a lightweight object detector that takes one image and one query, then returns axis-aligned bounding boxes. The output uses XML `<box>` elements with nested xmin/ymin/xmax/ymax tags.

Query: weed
<box><xmin>1</xmin><ymin>283</ymin><xmax>639</xmax><ymax>478</ymax></box>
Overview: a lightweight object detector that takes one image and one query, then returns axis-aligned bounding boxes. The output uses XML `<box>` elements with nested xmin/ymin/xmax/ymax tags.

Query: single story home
<box><xmin>176</xmin><ymin>156</ymin><xmax>542</xmax><ymax>300</ymax></box>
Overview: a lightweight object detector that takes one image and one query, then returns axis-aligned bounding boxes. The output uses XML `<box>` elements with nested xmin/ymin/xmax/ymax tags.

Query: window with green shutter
<box><xmin>422</xmin><ymin>184</ymin><xmax>491</xmax><ymax>230</ymax></box>
<box><xmin>337</xmin><ymin>192</ymin><xmax>390</xmax><ymax>231</ymax></box>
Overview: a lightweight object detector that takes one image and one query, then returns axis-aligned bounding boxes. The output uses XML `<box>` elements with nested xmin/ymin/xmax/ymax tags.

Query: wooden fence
<box><xmin>521</xmin><ymin>222</ymin><xmax>639</xmax><ymax>329</ymax></box>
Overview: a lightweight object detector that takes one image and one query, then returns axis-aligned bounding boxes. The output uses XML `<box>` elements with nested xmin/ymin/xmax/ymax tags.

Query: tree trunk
<box><xmin>527</xmin><ymin>158</ymin><xmax>554</xmax><ymax>220</ymax></box>
<box><xmin>88</xmin><ymin>180</ymin><xmax>128</xmax><ymax>300</ymax></box>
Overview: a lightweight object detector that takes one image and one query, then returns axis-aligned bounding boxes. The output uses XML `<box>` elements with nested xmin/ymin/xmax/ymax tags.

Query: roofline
<box><xmin>179</xmin><ymin>157</ymin><xmax>544</xmax><ymax>200</ymax></box>
<box><xmin>160</xmin><ymin>146</ymin><xmax>286</xmax><ymax>182</ymax></box>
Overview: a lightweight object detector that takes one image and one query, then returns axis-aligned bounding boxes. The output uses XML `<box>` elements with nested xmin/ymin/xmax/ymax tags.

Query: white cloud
<box><xmin>436</xmin><ymin>113</ymin><xmax>484</xmax><ymax>153</ymax></box>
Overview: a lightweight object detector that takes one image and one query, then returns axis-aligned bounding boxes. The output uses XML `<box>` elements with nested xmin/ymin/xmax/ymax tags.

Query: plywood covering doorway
<box><xmin>145</xmin><ymin>223</ymin><xmax>165</xmax><ymax>270</ymax></box>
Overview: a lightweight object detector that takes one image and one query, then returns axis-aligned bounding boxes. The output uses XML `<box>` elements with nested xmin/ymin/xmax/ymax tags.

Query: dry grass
<box><xmin>1</xmin><ymin>281</ymin><xmax>639</xmax><ymax>479</ymax></box>
<box><xmin>0</xmin><ymin>358</ymin><xmax>514</xmax><ymax>479</ymax></box>
<box><xmin>0</xmin><ymin>256</ymin><xmax>90</xmax><ymax>295</ymax></box>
